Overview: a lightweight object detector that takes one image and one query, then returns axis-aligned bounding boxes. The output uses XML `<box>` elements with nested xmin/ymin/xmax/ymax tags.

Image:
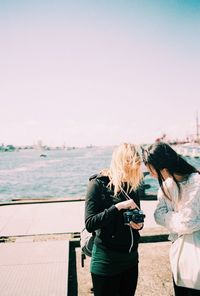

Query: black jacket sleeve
<box><xmin>85</xmin><ymin>179</ymin><xmax>119</xmax><ymax>233</ymax></box>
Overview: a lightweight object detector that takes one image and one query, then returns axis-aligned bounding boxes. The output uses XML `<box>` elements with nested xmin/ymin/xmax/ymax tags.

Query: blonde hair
<box><xmin>107</xmin><ymin>143</ymin><xmax>143</xmax><ymax>195</ymax></box>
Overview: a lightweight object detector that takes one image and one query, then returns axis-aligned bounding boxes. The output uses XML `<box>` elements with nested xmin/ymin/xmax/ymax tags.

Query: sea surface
<box><xmin>0</xmin><ymin>146</ymin><xmax>200</xmax><ymax>202</ymax></box>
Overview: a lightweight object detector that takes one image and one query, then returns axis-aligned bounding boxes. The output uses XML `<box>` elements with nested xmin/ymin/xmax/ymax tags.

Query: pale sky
<box><xmin>0</xmin><ymin>0</ymin><xmax>200</xmax><ymax>147</ymax></box>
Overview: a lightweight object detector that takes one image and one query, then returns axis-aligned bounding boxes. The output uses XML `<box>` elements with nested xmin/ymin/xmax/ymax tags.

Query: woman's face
<box><xmin>146</xmin><ymin>164</ymin><xmax>170</xmax><ymax>180</ymax></box>
<box><xmin>146</xmin><ymin>164</ymin><xmax>158</xmax><ymax>178</ymax></box>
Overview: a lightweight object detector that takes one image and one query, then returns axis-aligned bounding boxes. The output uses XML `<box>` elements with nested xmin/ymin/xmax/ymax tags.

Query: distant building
<box><xmin>0</xmin><ymin>144</ymin><xmax>16</xmax><ymax>152</ymax></box>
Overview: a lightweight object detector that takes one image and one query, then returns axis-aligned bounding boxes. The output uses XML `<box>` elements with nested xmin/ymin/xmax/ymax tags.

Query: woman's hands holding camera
<box><xmin>115</xmin><ymin>200</ymin><xmax>144</xmax><ymax>230</ymax></box>
<box><xmin>115</xmin><ymin>199</ymin><xmax>138</xmax><ymax>211</ymax></box>
<box><xmin>129</xmin><ymin>221</ymin><xmax>143</xmax><ymax>230</ymax></box>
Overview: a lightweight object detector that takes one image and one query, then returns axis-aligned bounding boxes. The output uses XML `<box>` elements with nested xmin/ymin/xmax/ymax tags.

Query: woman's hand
<box><xmin>115</xmin><ymin>200</ymin><xmax>143</xmax><ymax>230</ymax></box>
<box><xmin>115</xmin><ymin>199</ymin><xmax>138</xmax><ymax>211</ymax></box>
<box><xmin>130</xmin><ymin>221</ymin><xmax>144</xmax><ymax>230</ymax></box>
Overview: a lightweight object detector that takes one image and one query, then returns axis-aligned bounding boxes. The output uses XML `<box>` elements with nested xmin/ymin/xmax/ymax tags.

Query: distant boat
<box><xmin>40</xmin><ymin>154</ymin><xmax>47</xmax><ymax>157</ymax></box>
<box><xmin>174</xmin><ymin>144</ymin><xmax>200</xmax><ymax>158</ymax></box>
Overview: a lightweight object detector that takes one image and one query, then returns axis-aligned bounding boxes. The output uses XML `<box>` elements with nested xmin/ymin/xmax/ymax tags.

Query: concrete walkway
<box><xmin>0</xmin><ymin>239</ymin><xmax>69</xmax><ymax>296</ymax></box>
<box><xmin>76</xmin><ymin>241</ymin><xmax>173</xmax><ymax>296</ymax></box>
<box><xmin>0</xmin><ymin>200</ymin><xmax>162</xmax><ymax>237</ymax></box>
<box><xmin>0</xmin><ymin>199</ymin><xmax>170</xmax><ymax>296</ymax></box>
<box><xmin>0</xmin><ymin>200</ymin><xmax>85</xmax><ymax>236</ymax></box>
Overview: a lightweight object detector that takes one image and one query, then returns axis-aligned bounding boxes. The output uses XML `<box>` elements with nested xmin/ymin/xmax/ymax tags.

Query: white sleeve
<box><xmin>164</xmin><ymin>182</ymin><xmax>200</xmax><ymax>235</ymax></box>
<box><xmin>154</xmin><ymin>189</ymin><xmax>171</xmax><ymax>227</ymax></box>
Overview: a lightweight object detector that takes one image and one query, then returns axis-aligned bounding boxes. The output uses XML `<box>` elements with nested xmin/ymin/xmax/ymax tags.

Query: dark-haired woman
<box><xmin>142</xmin><ymin>142</ymin><xmax>200</xmax><ymax>296</ymax></box>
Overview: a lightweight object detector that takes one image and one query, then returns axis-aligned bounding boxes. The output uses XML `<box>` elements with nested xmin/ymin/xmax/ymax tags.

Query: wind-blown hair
<box><xmin>142</xmin><ymin>141</ymin><xmax>199</xmax><ymax>198</ymax></box>
<box><xmin>108</xmin><ymin>143</ymin><xmax>143</xmax><ymax>195</ymax></box>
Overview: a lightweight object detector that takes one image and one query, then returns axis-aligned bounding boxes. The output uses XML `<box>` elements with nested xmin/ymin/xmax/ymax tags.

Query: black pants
<box><xmin>173</xmin><ymin>279</ymin><xmax>200</xmax><ymax>296</ymax></box>
<box><xmin>91</xmin><ymin>264</ymin><xmax>138</xmax><ymax>296</ymax></box>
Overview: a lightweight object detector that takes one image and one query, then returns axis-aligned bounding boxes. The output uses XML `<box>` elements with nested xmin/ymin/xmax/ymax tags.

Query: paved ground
<box><xmin>0</xmin><ymin>200</ymin><xmax>159</xmax><ymax>237</ymax></box>
<box><xmin>0</xmin><ymin>240</ymin><xmax>69</xmax><ymax>296</ymax></box>
<box><xmin>76</xmin><ymin>241</ymin><xmax>174</xmax><ymax>296</ymax></box>
<box><xmin>0</xmin><ymin>199</ymin><xmax>173</xmax><ymax>295</ymax></box>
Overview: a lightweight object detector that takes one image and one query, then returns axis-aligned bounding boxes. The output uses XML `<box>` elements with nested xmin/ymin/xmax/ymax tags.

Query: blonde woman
<box><xmin>85</xmin><ymin>143</ymin><xmax>144</xmax><ymax>296</ymax></box>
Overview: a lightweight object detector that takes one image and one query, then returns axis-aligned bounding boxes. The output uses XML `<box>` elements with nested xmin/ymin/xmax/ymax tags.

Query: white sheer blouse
<box><xmin>154</xmin><ymin>173</ymin><xmax>200</xmax><ymax>242</ymax></box>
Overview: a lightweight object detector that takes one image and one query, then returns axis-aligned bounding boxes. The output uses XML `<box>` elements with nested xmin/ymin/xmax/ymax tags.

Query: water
<box><xmin>0</xmin><ymin>147</ymin><xmax>112</xmax><ymax>202</ymax></box>
<box><xmin>0</xmin><ymin>147</ymin><xmax>200</xmax><ymax>202</ymax></box>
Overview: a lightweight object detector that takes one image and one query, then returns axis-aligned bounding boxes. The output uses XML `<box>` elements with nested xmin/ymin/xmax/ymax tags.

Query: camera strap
<box><xmin>119</xmin><ymin>186</ymin><xmax>131</xmax><ymax>200</ymax></box>
<box><xmin>119</xmin><ymin>186</ymin><xmax>140</xmax><ymax>210</ymax></box>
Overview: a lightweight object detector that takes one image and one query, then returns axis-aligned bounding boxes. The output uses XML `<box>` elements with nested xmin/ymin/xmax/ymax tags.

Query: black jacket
<box><xmin>85</xmin><ymin>174</ymin><xmax>141</xmax><ymax>253</ymax></box>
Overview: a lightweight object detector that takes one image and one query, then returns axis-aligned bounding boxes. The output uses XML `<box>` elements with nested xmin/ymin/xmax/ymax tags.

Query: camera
<box><xmin>123</xmin><ymin>208</ymin><xmax>145</xmax><ymax>225</ymax></box>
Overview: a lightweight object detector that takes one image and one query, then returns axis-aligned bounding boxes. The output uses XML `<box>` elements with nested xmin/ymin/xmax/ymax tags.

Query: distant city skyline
<box><xmin>0</xmin><ymin>1</ymin><xmax>200</xmax><ymax>146</ymax></box>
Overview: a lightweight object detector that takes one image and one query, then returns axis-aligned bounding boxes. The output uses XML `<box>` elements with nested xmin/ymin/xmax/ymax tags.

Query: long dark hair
<box><xmin>142</xmin><ymin>142</ymin><xmax>199</xmax><ymax>198</ymax></box>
